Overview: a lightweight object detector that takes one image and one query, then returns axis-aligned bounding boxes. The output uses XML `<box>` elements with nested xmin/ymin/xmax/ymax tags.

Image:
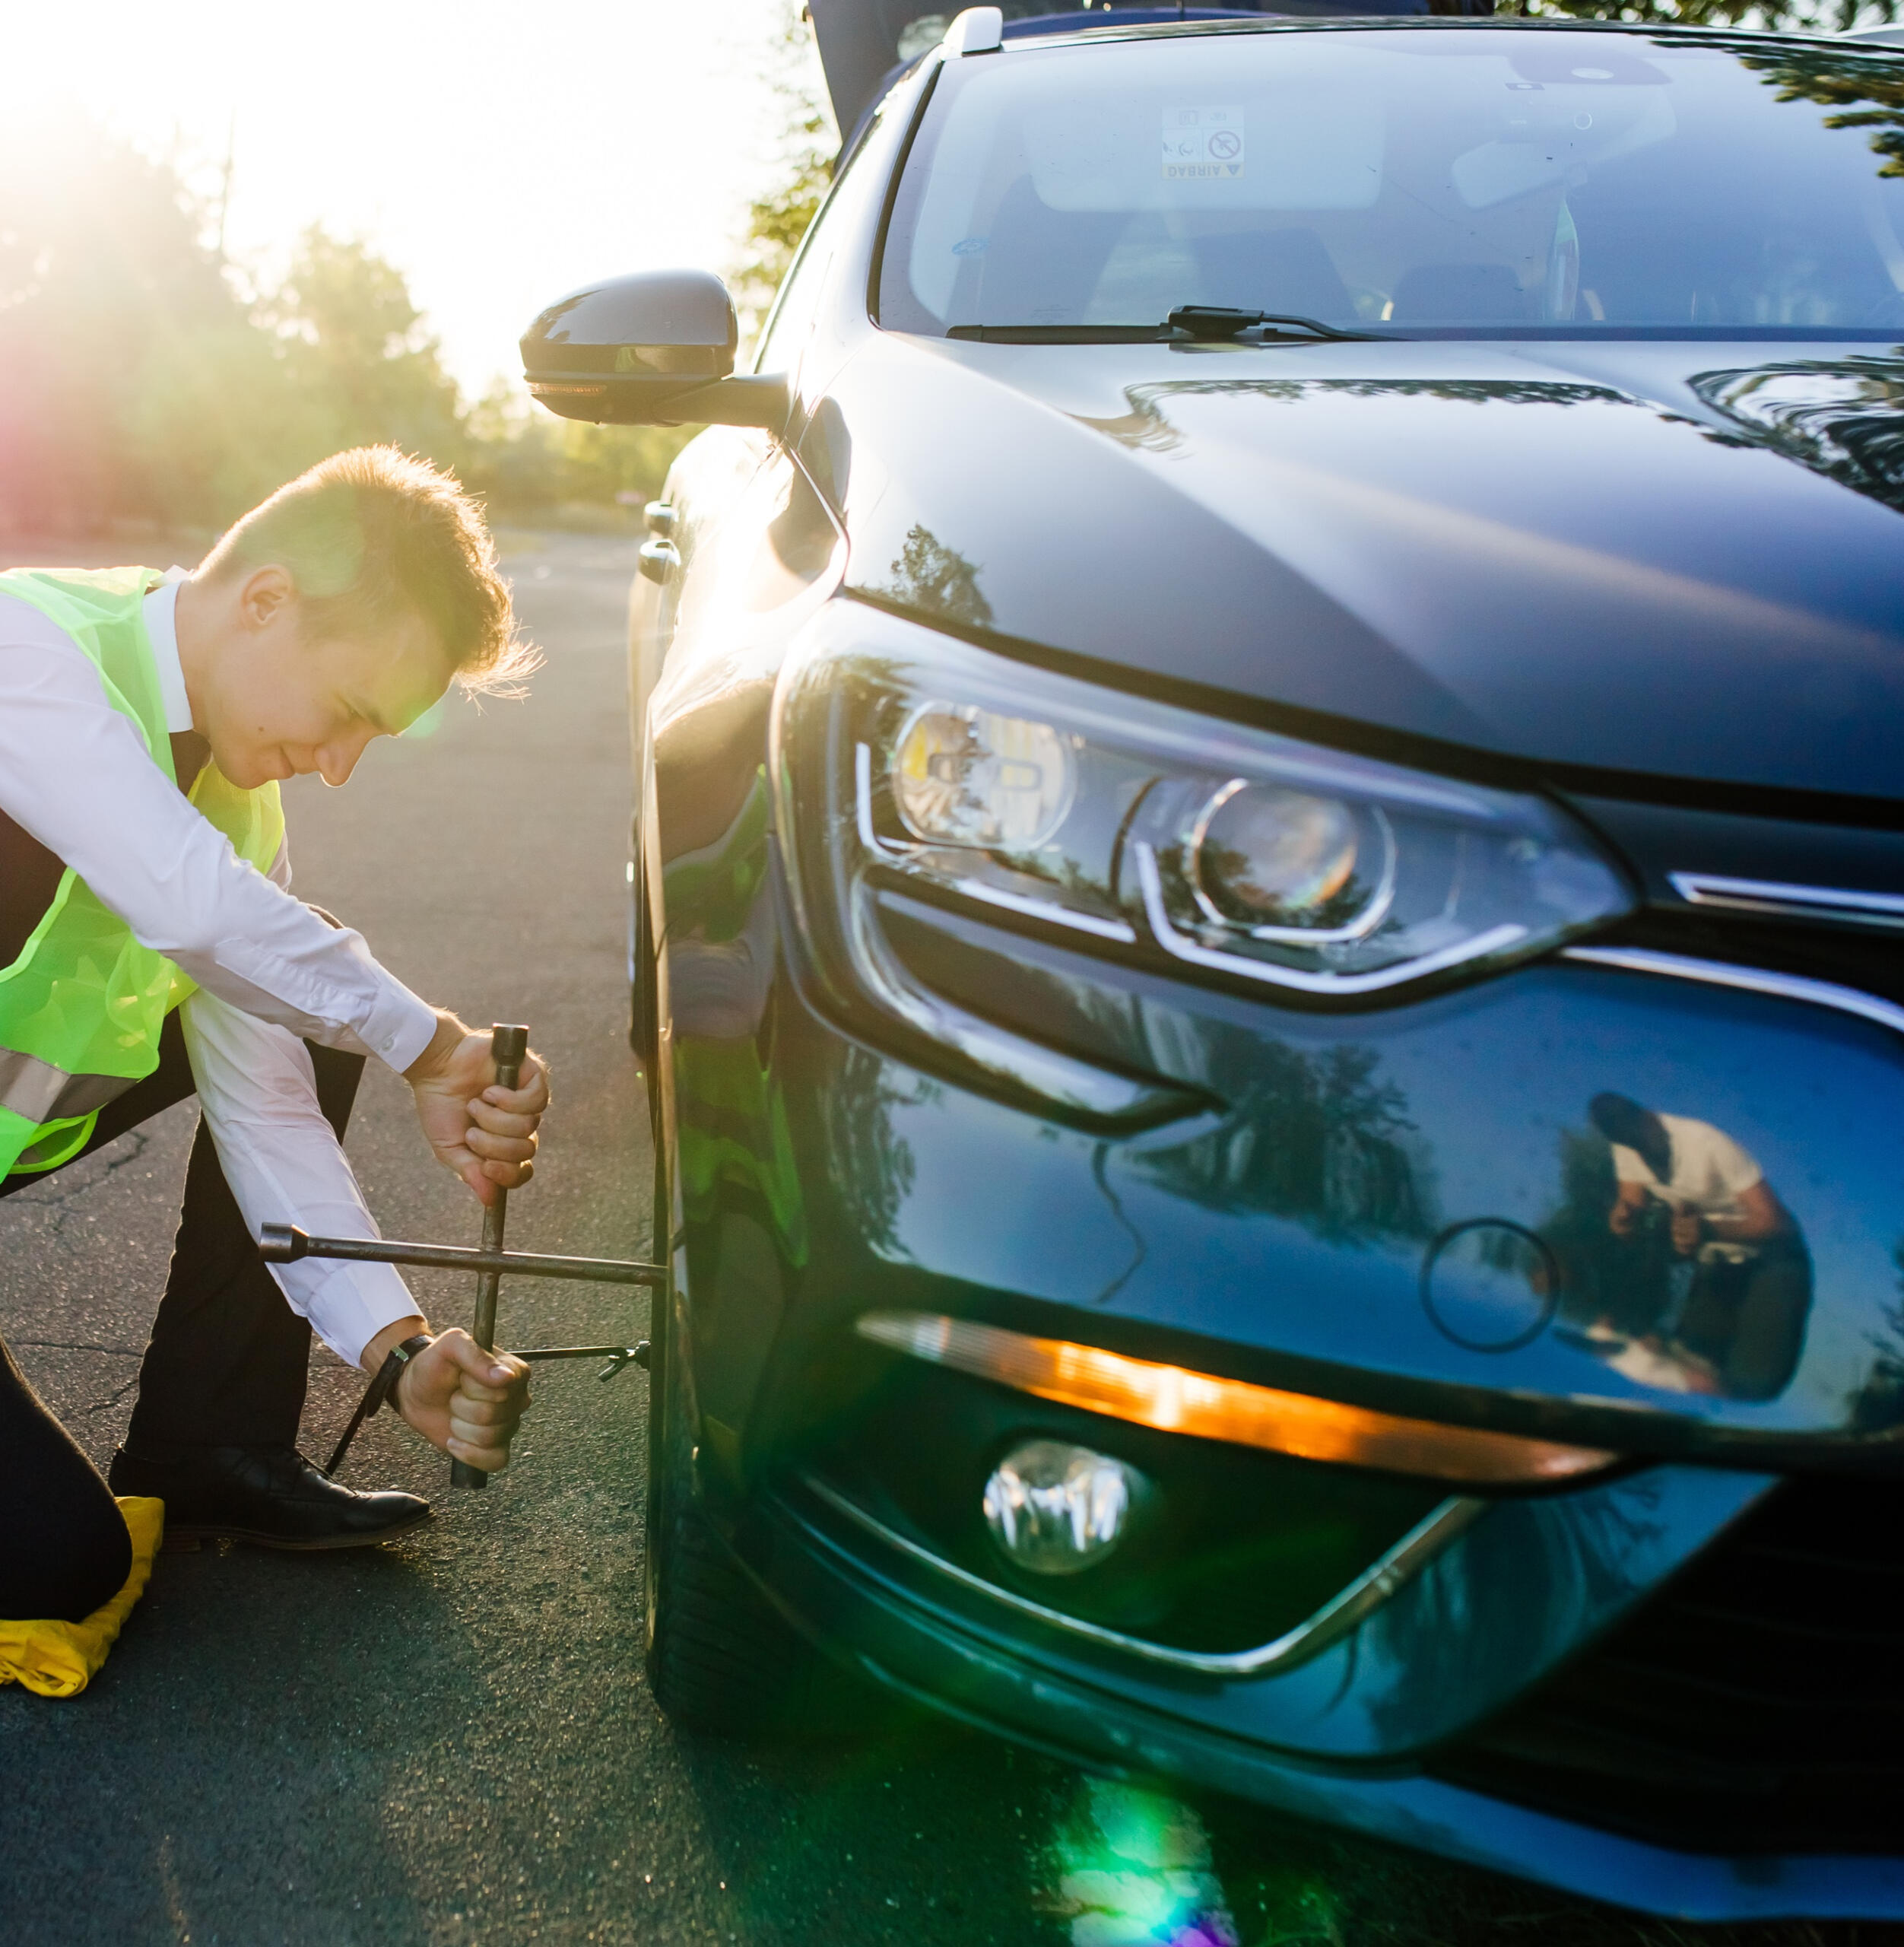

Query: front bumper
<box><xmin>728</xmin><ymin>1472</ymin><xmax>1904</xmax><ymax>1921</ymax></box>
<box><xmin>664</xmin><ymin>854</ymin><xmax>1904</xmax><ymax>1914</ymax></box>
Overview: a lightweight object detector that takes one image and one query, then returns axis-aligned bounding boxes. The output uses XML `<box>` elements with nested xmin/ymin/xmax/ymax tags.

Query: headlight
<box><xmin>892</xmin><ymin>702</ymin><xmax>1077</xmax><ymax>849</ymax></box>
<box><xmin>775</xmin><ymin>602</ymin><xmax>1630</xmax><ymax>1023</ymax></box>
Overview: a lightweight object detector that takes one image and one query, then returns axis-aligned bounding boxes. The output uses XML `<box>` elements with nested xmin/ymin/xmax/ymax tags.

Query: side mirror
<box><xmin>519</xmin><ymin>270</ymin><xmax>789</xmax><ymax>433</ymax></box>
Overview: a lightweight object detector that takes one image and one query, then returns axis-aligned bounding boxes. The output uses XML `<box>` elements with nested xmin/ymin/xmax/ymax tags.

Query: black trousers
<box><xmin>0</xmin><ymin>1015</ymin><xmax>364</xmax><ymax>1621</ymax></box>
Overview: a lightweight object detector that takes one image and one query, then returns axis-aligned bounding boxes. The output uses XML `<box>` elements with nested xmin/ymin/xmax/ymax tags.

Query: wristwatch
<box><xmin>322</xmin><ymin>1332</ymin><xmax>436</xmax><ymax>1479</ymax></box>
<box><xmin>369</xmin><ymin>1333</ymin><xmax>435</xmax><ymax>1421</ymax></box>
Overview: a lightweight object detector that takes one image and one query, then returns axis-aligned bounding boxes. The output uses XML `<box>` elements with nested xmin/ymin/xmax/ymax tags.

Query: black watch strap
<box><xmin>324</xmin><ymin>1333</ymin><xmax>435</xmax><ymax>1479</ymax></box>
<box><xmin>368</xmin><ymin>1333</ymin><xmax>436</xmax><ymax>1418</ymax></box>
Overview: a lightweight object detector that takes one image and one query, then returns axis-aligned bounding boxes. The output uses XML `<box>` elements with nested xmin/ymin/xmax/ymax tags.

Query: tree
<box><xmin>267</xmin><ymin>226</ymin><xmax>468</xmax><ymax>470</ymax></box>
<box><xmin>1537</xmin><ymin>0</ymin><xmax>1897</xmax><ymax>28</ymax></box>
<box><xmin>0</xmin><ymin>115</ymin><xmax>261</xmax><ymax>530</ymax></box>
<box><xmin>728</xmin><ymin>2</ymin><xmax>837</xmax><ymax>349</ymax></box>
<box><xmin>1735</xmin><ymin>37</ymin><xmax>1904</xmax><ymax>172</ymax></box>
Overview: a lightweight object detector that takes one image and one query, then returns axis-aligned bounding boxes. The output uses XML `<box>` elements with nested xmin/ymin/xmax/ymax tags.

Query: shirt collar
<box><xmin>141</xmin><ymin>570</ymin><xmax>195</xmax><ymax>735</ymax></box>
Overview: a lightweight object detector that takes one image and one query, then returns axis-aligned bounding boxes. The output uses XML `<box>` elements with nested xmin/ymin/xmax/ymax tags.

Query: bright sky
<box><xmin>11</xmin><ymin>0</ymin><xmax>830</xmax><ymax>396</ymax></box>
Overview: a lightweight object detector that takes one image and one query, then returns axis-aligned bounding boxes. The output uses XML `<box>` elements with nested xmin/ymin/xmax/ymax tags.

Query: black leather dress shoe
<box><xmin>107</xmin><ymin>1444</ymin><xmax>430</xmax><ymax>1550</ymax></box>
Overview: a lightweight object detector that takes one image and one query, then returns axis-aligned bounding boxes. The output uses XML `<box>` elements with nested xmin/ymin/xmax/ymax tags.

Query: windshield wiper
<box><xmin>947</xmin><ymin>324</ymin><xmax>1176</xmax><ymax>343</ymax></box>
<box><xmin>1166</xmin><ymin>305</ymin><xmax>1382</xmax><ymax>343</ymax></box>
<box><xmin>944</xmin><ymin>309</ymin><xmax>1388</xmax><ymax>345</ymax></box>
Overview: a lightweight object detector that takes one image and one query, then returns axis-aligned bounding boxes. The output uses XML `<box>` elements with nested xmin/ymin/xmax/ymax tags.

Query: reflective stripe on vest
<box><xmin>0</xmin><ymin>1047</ymin><xmax>140</xmax><ymax>1123</ymax></box>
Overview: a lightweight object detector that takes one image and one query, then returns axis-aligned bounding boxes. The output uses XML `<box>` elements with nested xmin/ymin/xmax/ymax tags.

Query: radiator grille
<box><xmin>1431</xmin><ymin>1478</ymin><xmax>1904</xmax><ymax>1855</ymax></box>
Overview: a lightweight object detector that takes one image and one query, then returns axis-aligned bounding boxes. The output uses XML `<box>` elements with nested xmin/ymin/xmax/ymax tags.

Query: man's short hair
<box><xmin>1590</xmin><ymin>1091</ymin><xmax>1671</xmax><ymax>1177</ymax></box>
<box><xmin>199</xmin><ymin>447</ymin><xmax>538</xmax><ymax>696</ymax></box>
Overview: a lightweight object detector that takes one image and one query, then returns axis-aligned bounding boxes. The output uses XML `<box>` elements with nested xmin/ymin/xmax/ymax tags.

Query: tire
<box><xmin>627</xmin><ymin>922</ymin><xmax>646</xmax><ymax>1059</ymax></box>
<box><xmin>641</xmin><ymin>1114</ymin><xmax>836</xmax><ymax>1734</ymax></box>
<box><xmin>627</xmin><ymin>823</ymin><xmax>650</xmax><ymax>1061</ymax></box>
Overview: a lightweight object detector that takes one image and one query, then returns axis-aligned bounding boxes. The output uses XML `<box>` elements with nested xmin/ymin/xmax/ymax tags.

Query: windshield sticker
<box><xmin>1163</xmin><ymin>106</ymin><xmax>1245</xmax><ymax>180</ymax></box>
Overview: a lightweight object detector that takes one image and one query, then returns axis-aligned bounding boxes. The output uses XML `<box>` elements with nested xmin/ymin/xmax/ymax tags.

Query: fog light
<box><xmin>982</xmin><ymin>1440</ymin><xmax>1142</xmax><ymax>1576</ymax></box>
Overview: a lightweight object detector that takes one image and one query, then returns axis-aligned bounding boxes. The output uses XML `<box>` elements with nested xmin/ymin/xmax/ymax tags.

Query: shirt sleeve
<box><xmin>178</xmin><ymin>987</ymin><xmax>420</xmax><ymax>1367</ymax></box>
<box><xmin>0</xmin><ymin>596</ymin><xmax>437</xmax><ymax>1072</ymax></box>
<box><xmin>1691</xmin><ymin>1121</ymin><xmax>1766</xmax><ymax>1202</ymax></box>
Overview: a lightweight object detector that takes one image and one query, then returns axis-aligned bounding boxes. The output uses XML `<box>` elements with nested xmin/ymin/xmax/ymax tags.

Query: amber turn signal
<box><xmin>855</xmin><ymin>1312</ymin><xmax>1615</xmax><ymax>1486</ymax></box>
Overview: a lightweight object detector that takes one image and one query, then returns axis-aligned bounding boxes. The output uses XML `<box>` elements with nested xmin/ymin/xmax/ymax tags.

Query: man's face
<box><xmin>198</xmin><ymin>570</ymin><xmax>453</xmax><ymax>790</ymax></box>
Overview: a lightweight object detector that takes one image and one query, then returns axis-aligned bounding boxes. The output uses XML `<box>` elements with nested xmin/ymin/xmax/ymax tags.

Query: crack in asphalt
<box><xmin>87</xmin><ymin>1371</ymin><xmax>142</xmax><ymax>1413</ymax></box>
<box><xmin>7</xmin><ymin>1128</ymin><xmax>157</xmax><ymax>1205</ymax></box>
<box><xmin>2</xmin><ymin>1129</ymin><xmax>160</xmax><ymax>1245</ymax></box>
<box><xmin>10</xmin><ymin>1339</ymin><xmax>142</xmax><ymax>1356</ymax></box>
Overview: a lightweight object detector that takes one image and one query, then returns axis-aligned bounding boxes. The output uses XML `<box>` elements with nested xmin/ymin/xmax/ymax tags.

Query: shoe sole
<box><xmin>161</xmin><ymin>1510</ymin><xmax>433</xmax><ymax>1552</ymax></box>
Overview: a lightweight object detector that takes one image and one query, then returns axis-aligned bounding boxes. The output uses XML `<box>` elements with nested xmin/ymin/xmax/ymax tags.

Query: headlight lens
<box><xmin>892</xmin><ymin>702</ymin><xmax>1077</xmax><ymax>849</ymax></box>
<box><xmin>1188</xmin><ymin>780</ymin><xmax>1386</xmax><ymax>938</ymax></box>
<box><xmin>778</xmin><ymin>603</ymin><xmax>1630</xmax><ymax>1002</ymax></box>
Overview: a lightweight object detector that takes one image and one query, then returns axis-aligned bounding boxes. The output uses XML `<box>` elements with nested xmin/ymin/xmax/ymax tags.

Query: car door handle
<box><xmin>639</xmin><ymin>538</ymin><xmax>681</xmax><ymax>585</ymax></box>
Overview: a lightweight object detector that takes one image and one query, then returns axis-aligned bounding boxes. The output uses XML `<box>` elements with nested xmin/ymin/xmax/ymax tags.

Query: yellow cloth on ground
<box><xmin>0</xmin><ymin>1496</ymin><xmax>164</xmax><ymax>1697</ymax></box>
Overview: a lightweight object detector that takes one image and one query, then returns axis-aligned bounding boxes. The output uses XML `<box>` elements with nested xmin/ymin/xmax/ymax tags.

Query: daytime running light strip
<box><xmin>855</xmin><ymin>1312</ymin><xmax>1615</xmax><ymax>1485</ymax></box>
<box><xmin>943</xmin><ymin>875</ymin><xmax>1138</xmax><ymax>944</ymax></box>
<box><xmin>1133</xmin><ymin>842</ymin><xmax>1528</xmax><ymax>995</ymax></box>
<box><xmin>1668</xmin><ymin>872</ymin><xmax>1904</xmax><ymax>929</ymax></box>
<box><xmin>1562</xmin><ymin>945</ymin><xmax>1904</xmax><ymax>1040</ymax></box>
<box><xmin>801</xmin><ymin>1472</ymin><xmax>1487</xmax><ymax>1679</ymax></box>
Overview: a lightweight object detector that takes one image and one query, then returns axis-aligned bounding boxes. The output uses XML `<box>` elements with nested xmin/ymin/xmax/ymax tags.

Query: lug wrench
<box><xmin>452</xmin><ymin>1021</ymin><xmax>525</xmax><ymax>1491</ymax></box>
<box><xmin>258</xmin><ymin>1022</ymin><xmax>668</xmax><ymax>1485</ymax></box>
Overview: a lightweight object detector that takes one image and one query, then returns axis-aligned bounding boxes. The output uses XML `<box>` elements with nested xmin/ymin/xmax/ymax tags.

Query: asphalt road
<box><xmin>0</xmin><ymin>532</ymin><xmax>1867</xmax><ymax>1947</ymax></box>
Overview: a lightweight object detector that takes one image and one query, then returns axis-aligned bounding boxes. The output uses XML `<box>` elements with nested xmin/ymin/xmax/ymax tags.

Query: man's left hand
<box><xmin>405</xmin><ymin>1014</ymin><xmax>551</xmax><ymax>1205</ymax></box>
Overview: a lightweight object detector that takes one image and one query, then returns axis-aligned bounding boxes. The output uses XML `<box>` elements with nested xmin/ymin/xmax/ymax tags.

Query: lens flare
<box><xmin>1042</xmin><ymin>1778</ymin><xmax>1239</xmax><ymax>1947</ymax></box>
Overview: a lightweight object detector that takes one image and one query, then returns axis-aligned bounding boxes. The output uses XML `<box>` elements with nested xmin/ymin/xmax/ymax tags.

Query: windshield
<box><xmin>877</xmin><ymin>27</ymin><xmax>1904</xmax><ymax>338</ymax></box>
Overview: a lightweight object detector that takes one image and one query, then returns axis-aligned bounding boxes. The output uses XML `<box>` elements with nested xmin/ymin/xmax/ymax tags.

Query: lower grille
<box><xmin>1430</xmin><ymin>1477</ymin><xmax>1904</xmax><ymax>1855</ymax></box>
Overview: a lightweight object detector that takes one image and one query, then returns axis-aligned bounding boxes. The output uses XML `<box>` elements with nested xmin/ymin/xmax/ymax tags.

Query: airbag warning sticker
<box><xmin>1163</xmin><ymin>106</ymin><xmax>1245</xmax><ymax>179</ymax></box>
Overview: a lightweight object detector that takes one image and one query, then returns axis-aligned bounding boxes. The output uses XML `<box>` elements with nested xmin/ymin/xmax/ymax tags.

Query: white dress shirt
<box><xmin>1610</xmin><ymin>1112</ymin><xmax>1766</xmax><ymax>1224</ymax></box>
<box><xmin>0</xmin><ymin>576</ymin><xmax>435</xmax><ymax>1364</ymax></box>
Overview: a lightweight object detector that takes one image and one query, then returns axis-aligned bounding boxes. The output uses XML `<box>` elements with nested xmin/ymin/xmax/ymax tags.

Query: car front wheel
<box><xmin>641</xmin><ymin>1143</ymin><xmax>840</xmax><ymax>1735</ymax></box>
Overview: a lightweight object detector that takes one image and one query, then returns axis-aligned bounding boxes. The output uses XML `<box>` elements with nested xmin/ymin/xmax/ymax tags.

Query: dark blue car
<box><xmin>522</xmin><ymin>2</ymin><xmax>1904</xmax><ymax>1920</ymax></box>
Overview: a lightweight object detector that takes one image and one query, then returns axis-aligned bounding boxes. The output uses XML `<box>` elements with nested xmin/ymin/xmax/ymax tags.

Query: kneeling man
<box><xmin>0</xmin><ymin>448</ymin><xmax>547</xmax><ymax>1627</ymax></box>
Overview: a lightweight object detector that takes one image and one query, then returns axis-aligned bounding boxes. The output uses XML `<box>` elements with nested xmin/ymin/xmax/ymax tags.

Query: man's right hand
<box><xmin>394</xmin><ymin>1328</ymin><xmax>532</xmax><ymax>1471</ymax></box>
<box><xmin>404</xmin><ymin>1012</ymin><xmax>551</xmax><ymax>1205</ymax></box>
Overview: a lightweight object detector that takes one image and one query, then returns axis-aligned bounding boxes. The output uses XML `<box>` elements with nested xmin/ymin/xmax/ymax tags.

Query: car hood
<box><xmin>823</xmin><ymin>333</ymin><xmax>1904</xmax><ymax>802</ymax></box>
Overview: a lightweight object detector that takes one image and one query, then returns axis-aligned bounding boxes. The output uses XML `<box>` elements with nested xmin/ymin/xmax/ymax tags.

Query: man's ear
<box><xmin>237</xmin><ymin>564</ymin><xmax>297</xmax><ymax>636</ymax></box>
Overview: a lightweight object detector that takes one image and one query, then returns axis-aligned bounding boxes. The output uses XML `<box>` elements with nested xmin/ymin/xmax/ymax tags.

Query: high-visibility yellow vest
<box><xmin>0</xmin><ymin>568</ymin><xmax>284</xmax><ymax>1177</ymax></box>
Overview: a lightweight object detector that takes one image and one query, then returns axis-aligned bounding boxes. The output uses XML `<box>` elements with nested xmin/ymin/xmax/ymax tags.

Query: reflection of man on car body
<box><xmin>1595</xmin><ymin>1093</ymin><xmax>1792</xmax><ymax>1254</ymax></box>
<box><xmin>1588</xmin><ymin>1092</ymin><xmax>1810</xmax><ymax>1401</ymax></box>
<box><xmin>1</xmin><ymin>449</ymin><xmax>548</xmax><ymax>1639</ymax></box>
